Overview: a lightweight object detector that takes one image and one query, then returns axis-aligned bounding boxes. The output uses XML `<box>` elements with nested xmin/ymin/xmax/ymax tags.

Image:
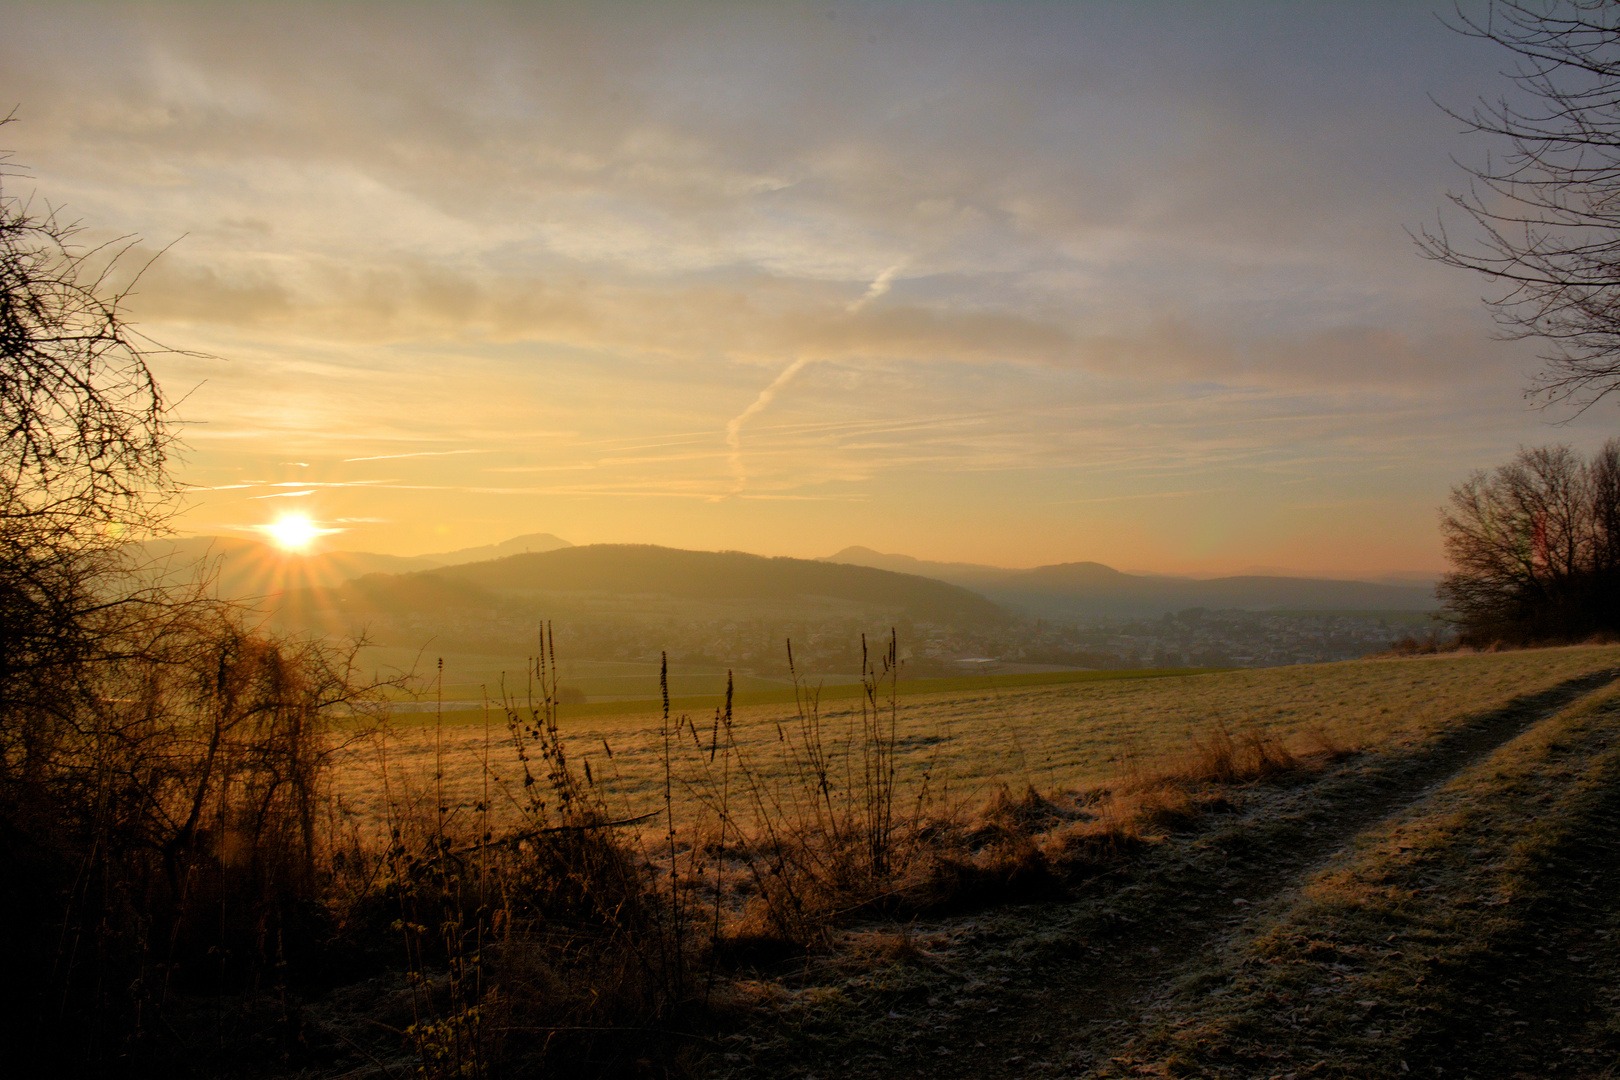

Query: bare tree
<box><xmin>0</xmin><ymin>122</ymin><xmax>171</xmax><ymax>540</ymax></box>
<box><xmin>0</xmin><ymin>114</ymin><xmax>178</xmax><ymax>775</ymax></box>
<box><xmin>0</xmin><ymin>121</ymin><xmax>411</xmax><ymax>1071</ymax></box>
<box><xmin>1417</xmin><ymin>0</ymin><xmax>1620</xmax><ymax>406</ymax></box>
<box><xmin>1438</xmin><ymin>439</ymin><xmax>1620</xmax><ymax>641</ymax></box>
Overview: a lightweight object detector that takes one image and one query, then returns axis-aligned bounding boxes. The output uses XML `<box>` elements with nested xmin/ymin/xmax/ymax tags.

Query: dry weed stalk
<box><xmin>378</xmin><ymin>623</ymin><xmax>693</xmax><ymax>1077</ymax></box>
<box><xmin>665</xmin><ymin>630</ymin><xmax>945</xmax><ymax>949</ymax></box>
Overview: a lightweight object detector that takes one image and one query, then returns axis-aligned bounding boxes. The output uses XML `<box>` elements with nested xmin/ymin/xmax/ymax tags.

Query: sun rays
<box><xmin>259</xmin><ymin>513</ymin><xmax>337</xmax><ymax>554</ymax></box>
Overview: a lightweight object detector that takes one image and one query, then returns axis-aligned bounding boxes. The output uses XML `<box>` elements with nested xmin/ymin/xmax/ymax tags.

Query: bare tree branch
<box><xmin>1418</xmin><ymin>1</ymin><xmax>1620</xmax><ymax>407</ymax></box>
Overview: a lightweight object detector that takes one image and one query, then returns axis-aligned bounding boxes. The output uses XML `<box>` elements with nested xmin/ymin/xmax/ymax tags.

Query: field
<box><xmin>332</xmin><ymin>645</ymin><xmax>1620</xmax><ymax>838</ymax></box>
<box><xmin>356</xmin><ymin>647</ymin><xmax>811</xmax><ymax>704</ymax></box>
<box><xmin>282</xmin><ymin>643</ymin><xmax>1620</xmax><ymax>1078</ymax></box>
<box><xmin>694</xmin><ymin>644</ymin><xmax>1620</xmax><ymax>1079</ymax></box>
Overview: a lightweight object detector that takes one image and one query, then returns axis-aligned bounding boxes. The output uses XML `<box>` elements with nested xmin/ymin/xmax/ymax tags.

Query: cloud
<box><xmin>846</xmin><ymin>261</ymin><xmax>906</xmax><ymax>314</ymax></box>
<box><xmin>120</xmin><ymin>244</ymin><xmax>1503</xmax><ymax>392</ymax></box>
<box><xmin>6</xmin><ymin>2</ymin><xmax>1504</xmax><ymax>400</ymax></box>
<box><xmin>4</xmin><ymin>1</ymin><xmax>1590</xmax><ymax>573</ymax></box>
<box><xmin>342</xmin><ymin>449</ymin><xmax>487</xmax><ymax>463</ymax></box>
<box><xmin>727</xmin><ymin>259</ymin><xmax>927</xmax><ymax>495</ymax></box>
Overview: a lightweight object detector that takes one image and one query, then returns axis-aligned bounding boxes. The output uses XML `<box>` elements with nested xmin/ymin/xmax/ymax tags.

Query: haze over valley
<box><xmin>135</xmin><ymin>532</ymin><xmax>1437</xmax><ymax>707</ymax></box>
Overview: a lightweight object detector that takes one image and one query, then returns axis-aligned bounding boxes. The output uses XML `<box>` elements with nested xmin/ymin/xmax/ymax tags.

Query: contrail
<box><xmin>724</xmin><ymin>262</ymin><xmax>906</xmax><ymax>496</ymax></box>
<box><xmin>724</xmin><ymin>356</ymin><xmax>813</xmax><ymax>494</ymax></box>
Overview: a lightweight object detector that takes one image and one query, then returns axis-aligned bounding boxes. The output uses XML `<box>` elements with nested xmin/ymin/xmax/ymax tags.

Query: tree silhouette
<box><xmin>0</xmin><ymin>113</ymin><xmax>175</xmax><ymax>741</ymax></box>
<box><xmin>1439</xmin><ymin>440</ymin><xmax>1620</xmax><ymax>642</ymax></box>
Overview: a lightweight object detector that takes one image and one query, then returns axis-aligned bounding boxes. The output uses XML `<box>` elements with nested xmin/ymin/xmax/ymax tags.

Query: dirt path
<box><xmin>715</xmin><ymin>668</ymin><xmax>1620</xmax><ymax>1078</ymax></box>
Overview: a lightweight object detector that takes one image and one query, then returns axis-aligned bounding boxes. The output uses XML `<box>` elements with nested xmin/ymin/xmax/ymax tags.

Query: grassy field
<box><xmin>179</xmin><ymin>641</ymin><xmax>1620</xmax><ymax>1079</ymax></box>
<box><xmin>331</xmin><ymin>645</ymin><xmax>1620</xmax><ymax>841</ymax></box>
<box><xmin>363</xmin><ymin>665</ymin><xmax>1222</xmax><ymax>721</ymax></box>
<box><xmin>694</xmin><ymin>645</ymin><xmax>1620</xmax><ymax>1079</ymax></box>
<box><xmin>360</xmin><ymin>650</ymin><xmax>1218</xmax><ymax>709</ymax></box>
<box><xmin>354</xmin><ymin>647</ymin><xmax>800</xmax><ymax>702</ymax></box>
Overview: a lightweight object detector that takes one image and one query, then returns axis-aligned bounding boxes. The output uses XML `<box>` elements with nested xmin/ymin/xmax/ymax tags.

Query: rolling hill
<box><xmin>317</xmin><ymin>544</ymin><xmax>1008</xmax><ymax>628</ymax></box>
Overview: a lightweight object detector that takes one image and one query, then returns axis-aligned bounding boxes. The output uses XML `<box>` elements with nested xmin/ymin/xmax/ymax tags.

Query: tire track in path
<box><xmin>944</xmin><ymin>667</ymin><xmax>1620</xmax><ymax>1078</ymax></box>
<box><xmin>737</xmin><ymin>668</ymin><xmax>1620</xmax><ymax>1079</ymax></box>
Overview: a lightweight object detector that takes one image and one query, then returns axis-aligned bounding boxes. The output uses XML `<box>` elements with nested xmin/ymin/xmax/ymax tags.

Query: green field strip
<box><xmin>368</xmin><ymin>665</ymin><xmax>1226</xmax><ymax>726</ymax></box>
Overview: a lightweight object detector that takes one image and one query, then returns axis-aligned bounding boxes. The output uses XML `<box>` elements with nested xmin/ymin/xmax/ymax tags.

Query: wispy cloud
<box><xmin>846</xmin><ymin>261</ymin><xmax>906</xmax><ymax>314</ymax></box>
<box><xmin>342</xmin><ymin>449</ymin><xmax>488</xmax><ymax>463</ymax></box>
<box><xmin>725</xmin><ymin>262</ymin><xmax>914</xmax><ymax>495</ymax></box>
<box><xmin>15</xmin><ymin>2</ymin><xmax>1616</xmax><ymax>572</ymax></box>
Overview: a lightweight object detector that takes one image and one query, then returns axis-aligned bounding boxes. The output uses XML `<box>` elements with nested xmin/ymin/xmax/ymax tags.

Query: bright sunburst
<box><xmin>266</xmin><ymin>513</ymin><xmax>320</xmax><ymax>553</ymax></box>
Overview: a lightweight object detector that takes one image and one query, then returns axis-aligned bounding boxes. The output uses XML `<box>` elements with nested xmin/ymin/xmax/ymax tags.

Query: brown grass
<box><xmin>332</xmin><ymin>647</ymin><xmax>1620</xmax><ymax>976</ymax></box>
<box><xmin>334</xmin><ymin>644</ymin><xmax>1620</xmax><ymax>839</ymax></box>
<box><xmin>152</xmin><ymin>636</ymin><xmax>1608</xmax><ymax>1077</ymax></box>
<box><xmin>1129</xmin><ymin>685</ymin><xmax>1620</xmax><ymax>1079</ymax></box>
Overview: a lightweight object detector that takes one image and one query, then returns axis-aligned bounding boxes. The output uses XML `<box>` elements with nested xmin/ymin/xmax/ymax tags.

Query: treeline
<box><xmin>1439</xmin><ymin>441</ymin><xmax>1620</xmax><ymax>644</ymax></box>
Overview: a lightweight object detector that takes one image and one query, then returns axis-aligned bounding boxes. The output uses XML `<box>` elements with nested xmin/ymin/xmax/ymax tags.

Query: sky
<box><xmin>4</xmin><ymin>1</ymin><xmax>1617</xmax><ymax>578</ymax></box>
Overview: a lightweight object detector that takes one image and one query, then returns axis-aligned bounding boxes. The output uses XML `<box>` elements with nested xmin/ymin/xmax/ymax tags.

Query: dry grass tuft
<box><xmin>1301</xmin><ymin>724</ymin><xmax>1357</xmax><ymax>760</ymax></box>
<box><xmin>1171</xmin><ymin>722</ymin><xmax>1299</xmax><ymax>786</ymax></box>
<box><xmin>835</xmin><ymin>925</ymin><xmax>943</xmax><ymax>971</ymax></box>
<box><xmin>1002</xmin><ymin>720</ymin><xmax>1340</xmax><ymax>875</ymax></box>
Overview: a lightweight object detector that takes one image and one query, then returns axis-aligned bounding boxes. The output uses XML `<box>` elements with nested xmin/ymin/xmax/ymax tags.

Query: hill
<box><xmin>266</xmin><ymin>544</ymin><xmax>1011</xmax><ymax>679</ymax></box>
<box><xmin>417</xmin><ymin>532</ymin><xmax>573</xmax><ymax>565</ymax></box>
<box><xmin>127</xmin><ymin>535</ymin><xmax>444</xmax><ymax>596</ymax></box>
<box><xmin>823</xmin><ymin>545</ymin><xmax>1017</xmax><ymax>584</ymax></box>
<box><xmin>327</xmin><ymin>544</ymin><xmax>1007</xmax><ymax>628</ymax></box>
<box><xmin>825</xmin><ymin>545</ymin><xmax>1437</xmax><ymax>616</ymax></box>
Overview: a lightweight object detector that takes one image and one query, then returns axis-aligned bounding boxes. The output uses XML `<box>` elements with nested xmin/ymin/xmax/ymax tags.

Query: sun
<box><xmin>266</xmin><ymin>513</ymin><xmax>320</xmax><ymax>553</ymax></box>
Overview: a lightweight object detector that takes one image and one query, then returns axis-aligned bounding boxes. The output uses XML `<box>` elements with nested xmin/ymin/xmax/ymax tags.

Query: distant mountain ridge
<box><xmin>426</xmin><ymin>532</ymin><xmax>574</xmax><ymax>565</ymax></box>
<box><xmin>823</xmin><ymin>546</ymin><xmax>1019</xmax><ymax>583</ymax></box>
<box><xmin>128</xmin><ymin>533</ymin><xmax>1435</xmax><ymax>624</ymax></box>
<box><xmin>824</xmin><ymin>546</ymin><xmax>1437</xmax><ymax>616</ymax></box>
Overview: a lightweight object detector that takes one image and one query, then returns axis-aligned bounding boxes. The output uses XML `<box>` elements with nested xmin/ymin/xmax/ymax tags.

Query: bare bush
<box><xmin>0</xmin><ymin>124</ymin><xmax>397</xmax><ymax>1069</ymax></box>
<box><xmin>1439</xmin><ymin>440</ymin><xmax>1620</xmax><ymax>642</ymax></box>
<box><xmin>1</xmin><ymin>590</ymin><xmax>390</xmax><ymax>1064</ymax></box>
